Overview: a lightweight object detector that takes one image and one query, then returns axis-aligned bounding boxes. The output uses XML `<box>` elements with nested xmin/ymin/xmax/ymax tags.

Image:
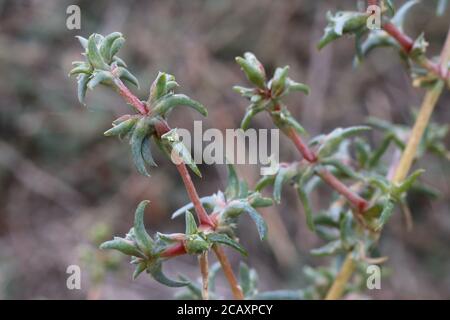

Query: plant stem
<box><xmin>199</xmin><ymin>252</ymin><xmax>209</xmax><ymax>300</ymax></box>
<box><xmin>112</xmin><ymin>78</ymin><xmax>215</xmax><ymax>228</ymax></box>
<box><xmin>286</xmin><ymin>128</ymin><xmax>368</xmax><ymax>212</ymax></box>
<box><xmin>324</xmin><ymin>254</ymin><xmax>355</xmax><ymax>300</ymax></box>
<box><xmin>287</xmin><ymin>128</ymin><xmax>317</xmax><ymax>162</ymax></box>
<box><xmin>113</xmin><ymin>77</ymin><xmax>148</xmax><ymax>115</ymax></box>
<box><xmin>392</xmin><ymin>81</ymin><xmax>444</xmax><ymax>183</ymax></box>
<box><xmin>113</xmin><ymin>76</ymin><xmax>237</xmax><ymax>297</ymax></box>
<box><xmin>383</xmin><ymin>22</ymin><xmax>414</xmax><ymax>52</ymax></box>
<box><xmin>325</xmin><ymin>26</ymin><xmax>450</xmax><ymax>300</ymax></box>
<box><xmin>175</xmin><ymin>159</ymin><xmax>215</xmax><ymax>227</ymax></box>
<box><xmin>212</xmin><ymin>245</ymin><xmax>244</xmax><ymax>300</ymax></box>
<box><xmin>382</xmin><ymin>23</ymin><xmax>445</xmax><ymax>78</ymax></box>
<box><xmin>317</xmin><ymin>169</ymin><xmax>368</xmax><ymax>213</ymax></box>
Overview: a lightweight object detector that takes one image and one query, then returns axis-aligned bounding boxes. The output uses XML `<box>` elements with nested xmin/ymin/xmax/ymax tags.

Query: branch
<box><xmin>286</xmin><ymin>128</ymin><xmax>368</xmax><ymax>212</ymax></box>
<box><xmin>325</xmin><ymin>25</ymin><xmax>450</xmax><ymax>300</ymax></box>
<box><xmin>199</xmin><ymin>252</ymin><xmax>209</xmax><ymax>300</ymax></box>
<box><xmin>212</xmin><ymin>245</ymin><xmax>244</xmax><ymax>300</ymax></box>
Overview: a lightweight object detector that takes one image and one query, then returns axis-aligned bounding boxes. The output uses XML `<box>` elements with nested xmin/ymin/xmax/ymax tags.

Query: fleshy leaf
<box><xmin>100</xmin><ymin>237</ymin><xmax>145</xmax><ymax>258</ymax></box>
<box><xmin>133</xmin><ymin>200</ymin><xmax>154</xmax><ymax>256</ymax></box>
<box><xmin>148</xmin><ymin>262</ymin><xmax>189</xmax><ymax>287</ymax></box>
<box><xmin>152</xmin><ymin>94</ymin><xmax>208</xmax><ymax>118</ymax></box>
<box><xmin>206</xmin><ymin>233</ymin><xmax>248</xmax><ymax>256</ymax></box>
<box><xmin>235</xmin><ymin>52</ymin><xmax>266</xmax><ymax>89</ymax></box>
<box><xmin>185</xmin><ymin>211</ymin><xmax>198</xmax><ymax>235</ymax></box>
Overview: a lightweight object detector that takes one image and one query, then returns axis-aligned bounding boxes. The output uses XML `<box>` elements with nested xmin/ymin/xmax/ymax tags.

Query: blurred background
<box><xmin>0</xmin><ymin>0</ymin><xmax>449</xmax><ymax>299</ymax></box>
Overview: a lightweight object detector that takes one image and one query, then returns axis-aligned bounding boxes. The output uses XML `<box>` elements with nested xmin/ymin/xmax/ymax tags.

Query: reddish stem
<box><xmin>368</xmin><ymin>0</ymin><xmax>378</xmax><ymax>6</ymax></box>
<box><xmin>317</xmin><ymin>169</ymin><xmax>369</xmax><ymax>213</ymax></box>
<box><xmin>383</xmin><ymin>22</ymin><xmax>414</xmax><ymax>53</ymax></box>
<box><xmin>154</xmin><ymin>120</ymin><xmax>215</xmax><ymax>228</ymax></box>
<box><xmin>287</xmin><ymin>128</ymin><xmax>317</xmax><ymax>162</ymax></box>
<box><xmin>113</xmin><ymin>77</ymin><xmax>148</xmax><ymax>115</ymax></box>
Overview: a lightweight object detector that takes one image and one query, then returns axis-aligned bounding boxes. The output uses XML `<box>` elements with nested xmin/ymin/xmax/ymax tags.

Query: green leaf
<box><xmin>133</xmin><ymin>262</ymin><xmax>147</xmax><ymax>280</ymax></box>
<box><xmin>384</xmin><ymin>0</ymin><xmax>396</xmax><ymax>16</ymax></box>
<box><xmin>152</xmin><ymin>94</ymin><xmax>208</xmax><ymax>118</ymax></box>
<box><xmin>77</xmin><ymin>74</ymin><xmax>89</xmax><ymax>105</ymax></box>
<box><xmin>141</xmin><ymin>136</ymin><xmax>157</xmax><ymax>167</ymax></box>
<box><xmin>273</xmin><ymin>167</ymin><xmax>287</xmax><ymax>204</ymax></box>
<box><xmin>148</xmin><ymin>262</ymin><xmax>189</xmax><ymax>287</ymax></box>
<box><xmin>133</xmin><ymin>200</ymin><xmax>154</xmax><ymax>256</ymax></box>
<box><xmin>162</xmin><ymin>129</ymin><xmax>202</xmax><ymax>177</ymax></box>
<box><xmin>69</xmin><ymin>63</ymin><xmax>92</xmax><ymax>76</ymax></box>
<box><xmin>270</xmin><ymin>66</ymin><xmax>289</xmax><ymax>96</ymax></box>
<box><xmin>100</xmin><ymin>237</ymin><xmax>145</xmax><ymax>258</ymax></box>
<box><xmin>149</xmin><ymin>72</ymin><xmax>167</xmax><ymax>103</ymax></box>
<box><xmin>113</xmin><ymin>56</ymin><xmax>127</xmax><ymax>67</ymax></box>
<box><xmin>296</xmin><ymin>185</ymin><xmax>315</xmax><ymax>232</ymax></box>
<box><xmin>233</xmin><ymin>86</ymin><xmax>256</xmax><ymax>98</ymax></box>
<box><xmin>394</xmin><ymin>169</ymin><xmax>425</xmax><ymax>196</ymax></box>
<box><xmin>318</xmin><ymin>11</ymin><xmax>369</xmax><ymax>50</ymax></box>
<box><xmin>286</xmin><ymin>79</ymin><xmax>310</xmax><ymax>95</ymax></box>
<box><xmin>109</xmin><ymin>36</ymin><xmax>125</xmax><ymax>60</ymax></box>
<box><xmin>171</xmin><ymin>196</ymin><xmax>216</xmax><ymax>219</ymax></box>
<box><xmin>185</xmin><ymin>211</ymin><xmax>198</xmax><ymax>235</ymax></box>
<box><xmin>117</xmin><ymin>67</ymin><xmax>139</xmax><ymax>88</ymax></box>
<box><xmin>75</xmin><ymin>35</ymin><xmax>88</xmax><ymax>49</ymax></box>
<box><xmin>391</xmin><ymin>0</ymin><xmax>420</xmax><ymax>30</ymax></box>
<box><xmin>206</xmin><ymin>233</ymin><xmax>247</xmax><ymax>256</ymax></box>
<box><xmin>130</xmin><ymin>117</ymin><xmax>151</xmax><ymax>177</ymax></box>
<box><xmin>87</xmin><ymin>34</ymin><xmax>108</xmax><ymax>70</ymax></box>
<box><xmin>248</xmin><ymin>193</ymin><xmax>273</xmax><ymax>208</ymax></box>
<box><xmin>100</xmin><ymin>32</ymin><xmax>123</xmax><ymax>62</ymax></box>
<box><xmin>224</xmin><ymin>163</ymin><xmax>239</xmax><ymax>199</ymax></box>
<box><xmin>318</xmin><ymin>126</ymin><xmax>371</xmax><ymax>158</ymax></box>
<box><xmin>242</xmin><ymin>203</ymin><xmax>268</xmax><ymax>240</ymax></box>
<box><xmin>320</xmin><ymin>158</ymin><xmax>359</xmax><ymax>179</ymax></box>
<box><xmin>239</xmin><ymin>262</ymin><xmax>257</xmax><ymax>297</ymax></box>
<box><xmin>87</xmin><ymin>70</ymin><xmax>113</xmax><ymax>90</ymax></box>
<box><xmin>376</xmin><ymin>199</ymin><xmax>396</xmax><ymax>231</ymax></box>
<box><xmin>255</xmin><ymin>175</ymin><xmax>276</xmax><ymax>192</ymax></box>
<box><xmin>104</xmin><ymin>117</ymin><xmax>137</xmax><ymax>137</ymax></box>
<box><xmin>310</xmin><ymin>239</ymin><xmax>342</xmax><ymax>256</ymax></box>
<box><xmin>235</xmin><ymin>52</ymin><xmax>266</xmax><ymax>89</ymax></box>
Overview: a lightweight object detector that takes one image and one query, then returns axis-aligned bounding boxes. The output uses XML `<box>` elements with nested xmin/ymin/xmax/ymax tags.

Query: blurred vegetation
<box><xmin>0</xmin><ymin>0</ymin><xmax>449</xmax><ymax>299</ymax></box>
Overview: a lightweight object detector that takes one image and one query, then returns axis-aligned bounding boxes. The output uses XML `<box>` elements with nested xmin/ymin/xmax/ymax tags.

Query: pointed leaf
<box><xmin>109</xmin><ymin>36</ymin><xmax>125</xmax><ymax>59</ymax></box>
<box><xmin>310</xmin><ymin>240</ymin><xmax>342</xmax><ymax>256</ymax></box>
<box><xmin>100</xmin><ymin>32</ymin><xmax>122</xmax><ymax>62</ymax></box>
<box><xmin>207</xmin><ymin>233</ymin><xmax>247</xmax><ymax>256</ymax></box>
<box><xmin>235</xmin><ymin>53</ymin><xmax>266</xmax><ymax>89</ymax></box>
<box><xmin>149</xmin><ymin>262</ymin><xmax>189</xmax><ymax>287</ymax></box>
<box><xmin>133</xmin><ymin>262</ymin><xmax>147</xmax><ymax>280</ymax></box>
<box><xmin>130</xmin><ymin>117</ymin><xmax>151</xmax><ymax>176</ymax></box>
<box><xmin>297</xmin><ymin>185</ymin><xmax>315</xmax><ymax>231</ymax></box>
<box><xmin>141</xmin><ymin>136</ymin><xmax>157</xmax><ymax>166</ymax></box>
<box><xmin>185</xmin><ymin>211</ymin><xmax>198</xmax><ymax>235</ymax></box>
<box><xmin>87</xmin><ymin>70</ymin><xmax>113</xmax><ymax>90</ymax></box>
<box><xmin>171</xmin><ymin>196</ymin><xmax>216</xmax><ymax>219</ymax></box>
<box><xmin>117</xmin><ymin>67</ymin><xmax>139</xmax><ymax>88</ymax></box>
<box><xmin>225</xmin><ymin>163</ymin><xmax>239</xmax><ymax>200</ymax></box>
<box><xmin>87</xmin><ymin>34</ymin><xmax>108</xmax><ymax>70</ymax></box>
<box><xmin>77</xmin><ymin>74</ymin><xmax>89</xmax><ymax>105</ymax></box>
<box><xmin>100</xmin><ymin>237</ymin><xmax>145</xmax><ymax>258</ymax></box>
<box><xmin>104</xmin><ymin>117</ymin><xmax>137</xmax><ymax>137</ymax></box>
<box><xmin>152</xmin><ymin>94</ymin><xmax>207</xmax><ymax>118</ymax></box>
<box><xmin>133</xmin><ymin>200</ymin><xmax>154</xmax><ymax>255</ymax></box>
